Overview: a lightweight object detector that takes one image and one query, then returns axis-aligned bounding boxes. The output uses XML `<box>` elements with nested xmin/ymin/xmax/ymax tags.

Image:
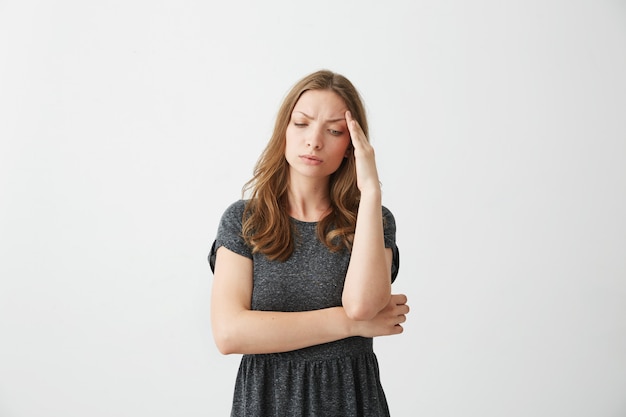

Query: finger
<box><xmin>391</xmin><ymin>294</ymin><xmax>408</xmax><ymax>305</ymax></box>
<box><xmin>345</xmin><ymin>111</ymin><xmax>364</xmax><ymax>144</ymax></box>
<box><xmin>396</xmin><ymin>304</ymin><xmax>410</xmax><ymax>315</ymax></box>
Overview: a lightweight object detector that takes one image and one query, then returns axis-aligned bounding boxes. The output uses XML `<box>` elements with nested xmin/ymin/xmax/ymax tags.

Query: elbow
<box><xmin>212</xmin><ymin>327</ymin><xmax>240</xmax><ymax>355</ymax></box>
<box><xmin>212</xmin><ymin>308</ymin><xmax>252</xmax><ymax>355</ymax></box>
<box><xmin>343</xmin><ymin>302</ymin><xmax>380</xmax><ymax>322</ymax></box>
<box><xmin>214</xmin><ymin>340</ymin><xmax>237</xmax><ymax>356</ymax></box>
<box><xmin>343</xmin><ymin>292</ymin><xmax>391</xmax><ymax>321</ymax></box>
<box><xmin>213</xmin><ymin>335</ymin><xmax>234</xmax><ymax>355</ymax></box>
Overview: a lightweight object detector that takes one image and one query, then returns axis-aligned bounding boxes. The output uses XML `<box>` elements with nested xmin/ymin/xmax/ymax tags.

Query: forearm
<box><xmin>342</xmin><ymin>190</ymin><xmax>392</xmax><ymax>320</ymax></box>
<box><xmin>213</xmin><ymin>306</ymin><xmax>353</xmax><ymax>355</ymax></box>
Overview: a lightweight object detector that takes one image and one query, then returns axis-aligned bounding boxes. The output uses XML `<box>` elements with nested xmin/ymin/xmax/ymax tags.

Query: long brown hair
<box><xmin>242</xmin><ymin>70</ymin><xmax>369</xmax><ymax>261</ymax></box>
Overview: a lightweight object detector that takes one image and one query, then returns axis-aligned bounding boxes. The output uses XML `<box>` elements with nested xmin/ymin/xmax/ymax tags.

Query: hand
<box><xmin>351</xmin><ymin>294</ymin><xmax>409</xmax><ymax>338</ymax></box>
<box><xmin>345</xmin><ymin>110</ymin><xmax>381</xmax><ymax>194</ymax></box>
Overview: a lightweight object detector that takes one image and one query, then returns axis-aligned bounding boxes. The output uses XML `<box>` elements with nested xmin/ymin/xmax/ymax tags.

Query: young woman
<box><xmin>209</xmin><ymin>69</ymin><xmax>409</xmax><ymax>416</ymax></box>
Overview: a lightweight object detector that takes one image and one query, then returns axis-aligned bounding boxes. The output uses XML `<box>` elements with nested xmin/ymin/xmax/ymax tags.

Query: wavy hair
<box><xmin>241</xmin><ymin>70</ymin><xmax>369</xmax><ymax>261</ymax></box>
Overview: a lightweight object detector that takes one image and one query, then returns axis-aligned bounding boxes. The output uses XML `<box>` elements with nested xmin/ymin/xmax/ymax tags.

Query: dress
<box><xmin>209</xmin><ymin>200</ymin><xmax>400</xmax><ymax>417</ymax></box>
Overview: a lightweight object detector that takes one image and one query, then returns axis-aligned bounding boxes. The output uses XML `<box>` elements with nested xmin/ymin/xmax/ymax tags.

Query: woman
<box><xmin>209</xmin><ymin>69</ymin><xmax>409</xmax><ymax>416</ymax></box>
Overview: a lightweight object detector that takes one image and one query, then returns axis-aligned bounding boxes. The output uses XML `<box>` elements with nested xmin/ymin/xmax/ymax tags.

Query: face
<box><xmin>285</xmin><ymin>89</ymin><xmax>351</xmax><ymax>182</ymax></box>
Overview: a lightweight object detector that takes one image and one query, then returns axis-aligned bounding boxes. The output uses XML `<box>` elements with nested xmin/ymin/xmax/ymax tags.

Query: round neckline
<box><xmin>289</xmin><ymin>216</ymin><xmax>319</xmax><ymax>225</ymax></box>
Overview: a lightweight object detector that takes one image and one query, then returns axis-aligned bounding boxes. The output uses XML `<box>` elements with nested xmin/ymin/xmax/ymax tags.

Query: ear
<box><xmin>344</xmin><ymin>144</ymin><xmax>352</xmax><ymax>158</ymax></box>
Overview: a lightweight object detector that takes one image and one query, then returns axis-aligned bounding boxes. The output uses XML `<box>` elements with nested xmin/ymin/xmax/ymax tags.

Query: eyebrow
<box><xmin>294</xmin><ymin>111</ymin><xmax>346</xmax><ymax>123</ymax></box>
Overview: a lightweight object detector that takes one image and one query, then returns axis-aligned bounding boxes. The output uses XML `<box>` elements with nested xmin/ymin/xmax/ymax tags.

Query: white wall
<box><xmin>1</xmin><ymin>1</ymin><xmax>625</xmax><ymax>416</ymax></box>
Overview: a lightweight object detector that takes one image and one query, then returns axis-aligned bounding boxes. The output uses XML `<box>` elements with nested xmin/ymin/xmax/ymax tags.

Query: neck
<box><xmin>286</xmin><ymin>176</ymin><xmax>331</xmax><ymax>222</ymax></box>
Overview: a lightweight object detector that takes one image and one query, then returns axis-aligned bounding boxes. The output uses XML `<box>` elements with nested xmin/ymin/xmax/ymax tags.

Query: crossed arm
<box><xmin>210</xmin><ymin>246</ymin><xmax>408</xmax><ymax>355</ymax></box>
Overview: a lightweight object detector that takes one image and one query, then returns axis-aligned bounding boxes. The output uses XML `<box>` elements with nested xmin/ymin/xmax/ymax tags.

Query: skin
<box><xmin>211</xmin><ymin>89</ymin><xmax>410</xmax><ymax>355</ymax></box>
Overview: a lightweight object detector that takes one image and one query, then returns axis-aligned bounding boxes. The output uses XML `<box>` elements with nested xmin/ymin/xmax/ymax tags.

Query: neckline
<box><xmin>289</xmin><ymin>216</ymin><xmax>319</xmax><ymax>226</ymax></box>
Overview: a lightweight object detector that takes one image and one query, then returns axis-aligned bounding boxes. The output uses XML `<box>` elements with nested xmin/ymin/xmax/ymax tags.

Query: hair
<box><xmin>241</xmin><ymin>69</ymin><xmax>369</xmax><ymax>262</ymax></box>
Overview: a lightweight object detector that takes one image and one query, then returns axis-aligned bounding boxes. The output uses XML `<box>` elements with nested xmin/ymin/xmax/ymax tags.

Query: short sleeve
<box><xmin>208</xmin><ymin>200</ymin><xmax>253</xmax><ymax>273</ymax></box>
<box><xmin>382</xmin><ymin>206</ymin><xmax>400</xmax><ymax>283</ymax></box>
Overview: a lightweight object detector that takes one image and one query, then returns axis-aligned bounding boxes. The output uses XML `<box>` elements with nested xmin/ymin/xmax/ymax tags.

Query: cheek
<box><xmin>285</xmin><ymin>125</ymin><xmax>304</xmax><ymax>146</ymax></box>
<box><xmin>284</xmin><ymin>127</ymin><xmax>297</xmax><ymax>149</ymax></box>
<box><xmin>339</xmin><ymin>138</ymin><xmax>352</xmax><ymax>157</ymax></box>
<box><xmin>285</xmin><ymin>125</ymin><xmax>294</xmax><ymax>142</ymax></box>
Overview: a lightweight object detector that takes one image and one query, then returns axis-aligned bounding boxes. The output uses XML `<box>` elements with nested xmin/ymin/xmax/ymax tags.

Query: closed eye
<box><xmin>294</xmin><ymin>122</ymin><xmax>308</xmax><ymax>127</ymax></box>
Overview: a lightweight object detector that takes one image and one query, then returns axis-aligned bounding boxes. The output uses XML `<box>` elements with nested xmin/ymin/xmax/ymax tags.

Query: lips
<box><xmin>300</xmin><ymin>154</ymin><xmax>323</xmax><ymax>163</ymax></box>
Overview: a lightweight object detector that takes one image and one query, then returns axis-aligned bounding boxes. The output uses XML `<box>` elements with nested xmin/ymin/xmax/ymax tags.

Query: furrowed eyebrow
<box><xmin>293</xmin><ymin>111</ymin><xmax>312</xmax><ymax>120</ymax></box>
<box><xmin>294</xmin><ymin>111</ymin><xmax>345</xmax><ymax>123</ymax></box>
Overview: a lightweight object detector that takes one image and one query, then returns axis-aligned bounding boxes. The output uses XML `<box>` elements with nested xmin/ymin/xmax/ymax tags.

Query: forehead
<box><xmin>293</xmin><ymin>89</ymin><xmax>347</xmax><ymax>116</ymax></box>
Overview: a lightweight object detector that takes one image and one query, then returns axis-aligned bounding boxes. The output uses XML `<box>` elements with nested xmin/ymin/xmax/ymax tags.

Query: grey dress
<box><xmin>209</xmin><ymin>200</ymin><xmax>400</xmax><ymax>417</ymax></box>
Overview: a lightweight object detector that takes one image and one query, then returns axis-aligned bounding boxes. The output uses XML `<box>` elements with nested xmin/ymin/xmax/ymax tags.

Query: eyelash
<box><xmin>293</xmin><ymin>123</ymin><xmax>343</xmax><ymax>136</ymax></box>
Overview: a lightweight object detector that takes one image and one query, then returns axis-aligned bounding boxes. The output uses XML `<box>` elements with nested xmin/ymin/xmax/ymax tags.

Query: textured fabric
<box><xmin>210</xmin><ymin>200</ymin><xmax>399</xmax><ymax>417</ymax></box>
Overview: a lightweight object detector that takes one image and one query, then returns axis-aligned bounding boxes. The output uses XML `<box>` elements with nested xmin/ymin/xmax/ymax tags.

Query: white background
<box><xmin>1</xmin><ymin>1</ymin><xmax>625</xmax><ymax>416</ymax></box>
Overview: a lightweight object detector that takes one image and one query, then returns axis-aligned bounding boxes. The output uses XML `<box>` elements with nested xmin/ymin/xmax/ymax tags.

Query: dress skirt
<box><xmin>230</xmin><ymin>337</ymin><xmax>390</xmax><ymax>417</ymax></box>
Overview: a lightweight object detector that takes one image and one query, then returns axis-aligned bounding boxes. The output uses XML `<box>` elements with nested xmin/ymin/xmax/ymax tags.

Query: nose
<box><xmin>306</xmin><ymin>127</ymin><xmax>323</xmax><ymax>150</ymax></box>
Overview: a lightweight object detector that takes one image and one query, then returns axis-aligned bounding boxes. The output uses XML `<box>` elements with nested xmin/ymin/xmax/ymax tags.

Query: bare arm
<box><xmin>342</xmin><ymin>111</ymin><xmax>393</xmax><ymax>320</ymax></box>
<box><xmin>210</xmin><ymin>247</ymin><xmax>407</xmax><ymax>355</ymax></box>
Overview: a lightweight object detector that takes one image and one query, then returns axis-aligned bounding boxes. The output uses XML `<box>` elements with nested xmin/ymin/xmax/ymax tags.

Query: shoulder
<box><xmin>216</xmin><ymin>199</ymin><xmax>249</xmax><ymax>237</ymax></box>
<box><xmin>381</xmin><ymin>205</ymin><xmax>396</xmax><ymax>228</ymax></box>
<box><xmin>222</xmin><ymin>199</ymin><xmax>247</xmax><ymax>216</ymax></box>
<box><xmin>381</xmin><ymin>205</ymin><xmax>400</xmax><ymax>281</ymax></box>
<box><xmin>213</xmin><ymin>200</ymin><xmax>253</xmax><ymax>266</ymax></box>
<box><xmin>219</xmin><ymin>199</ymin><xmax>248</xmax><ymax>224</ymax></box>
<box><xmin>381</xmin><ymin>205</ymin><xmax>397</xmax><ymax>246</ymax></box>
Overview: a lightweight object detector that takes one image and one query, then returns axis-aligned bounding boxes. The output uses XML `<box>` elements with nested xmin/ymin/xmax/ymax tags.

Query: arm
<box><xmin>342</xmin><ymin>111</ymin><xmax>393</xmax><ymax>320</ymax></box>
<box><xmin>210</xmin><ymin>246</ymin><xmax>407</xmax><ymax>355</ymax></box>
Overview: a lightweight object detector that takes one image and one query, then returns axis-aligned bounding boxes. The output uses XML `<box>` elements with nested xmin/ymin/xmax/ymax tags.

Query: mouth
<box><xmin>300</xmin><ymin>154</ymin><xmax>323</xmax><ymax>163</ymax></box>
